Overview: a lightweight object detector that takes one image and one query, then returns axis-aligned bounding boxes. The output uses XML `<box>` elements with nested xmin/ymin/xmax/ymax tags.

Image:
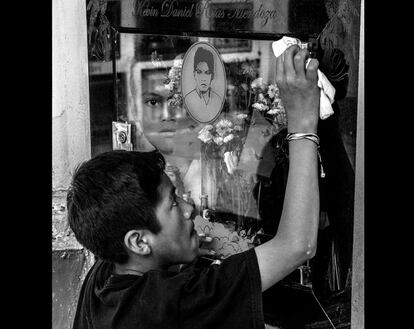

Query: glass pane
<box><xmin>87</xmin><ymin>1</ymin><xmax>361</xmax><ymax>326</ymax></box>
<box><xmin>114</xmin><ymin>34</ymin><xmax>286</xmax><ymax>240</ymax></box>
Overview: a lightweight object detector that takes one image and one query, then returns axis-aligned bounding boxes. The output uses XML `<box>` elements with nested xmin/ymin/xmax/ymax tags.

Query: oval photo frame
<box><xmin>181</xmin><ymin>41</ymin><xmax>226</xmax><ymax>124</ymax></box>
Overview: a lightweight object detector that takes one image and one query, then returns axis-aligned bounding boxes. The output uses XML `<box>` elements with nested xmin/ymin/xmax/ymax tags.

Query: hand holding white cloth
<box><xmin>272</xmin><ymin>36</ymin><xmax>335</xmax><ymax>120</ymax></box>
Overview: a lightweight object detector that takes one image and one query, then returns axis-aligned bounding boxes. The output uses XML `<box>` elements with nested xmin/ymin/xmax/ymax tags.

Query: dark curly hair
<box><xmin>67</xmin><ymin>150</ymin><xmax>166</xmax><ymax>264</ymax></box>
<box><xmin>193</xmin><ymin>46</ymin><xmax>214</xmax><ymax>79</ymax></box>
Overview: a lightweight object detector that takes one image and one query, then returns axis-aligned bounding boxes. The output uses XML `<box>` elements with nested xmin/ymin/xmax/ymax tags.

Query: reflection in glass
<box><xmin>86</xmin><ymin>1</ymin><xmax>360</xmax><ymax>325</ymax></box>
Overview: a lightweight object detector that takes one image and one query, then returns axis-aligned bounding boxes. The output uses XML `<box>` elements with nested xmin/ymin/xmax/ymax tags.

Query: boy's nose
<box><xmin>161</xmin><ymin>102</ymin><xmax>171</xmax><ymax>121</ymax></box>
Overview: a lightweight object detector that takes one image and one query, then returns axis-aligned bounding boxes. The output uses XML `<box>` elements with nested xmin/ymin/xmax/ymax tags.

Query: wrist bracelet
<box><xmin>285</xmin><ymin>132</ymin><xmax>325</xmax><ymax>178</ymax></box>
<box><xmin>286</xmin><ymin>132</ymin><xmax>320</xmax><ymax>147</ymax></box>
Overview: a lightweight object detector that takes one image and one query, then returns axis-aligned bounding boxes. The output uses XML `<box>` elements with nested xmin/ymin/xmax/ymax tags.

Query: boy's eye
<box><xmin>145</xmin><ymin>99</ymin><xmax>161</xmax><ymax>107</ymax></box>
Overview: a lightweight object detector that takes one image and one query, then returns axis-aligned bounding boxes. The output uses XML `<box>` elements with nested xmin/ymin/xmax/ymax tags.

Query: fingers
<box><xmin>305</xmin><ymin>58</ymin><xmax>319</xmax><ymax>82</ymax></box>
<box><xmin>275</xmin><ymin>53</ymin><xmax>284</xmax><ymax>82</ymax></box>
<box><xmin>276</xmin><ymin>55</ymin><xmax>285</xmax><ymax>79</ymax></box>
<box><xmin>293</xmin><ymin>48</ymin><xmax>310</xmax><ymax>79</ymax></box>
<box><xmin>274</xmin><ymin>45</ymin><xmax>320</xmax><ymax>133</ymax></box>
<box><xmin>276</xmin><ymin>45</ymin><xmax>318</xmax><ymax>83</ymax></box>
<box><xmin>283</xmin><ymin>45</ymin><xmax>300</xmax><ymax>79</ymax></box>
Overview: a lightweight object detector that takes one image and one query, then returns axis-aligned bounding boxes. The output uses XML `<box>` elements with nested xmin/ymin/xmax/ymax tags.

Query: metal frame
<box><xmin>109</xmin><ymin>25</ymin><xmax>319</xmax><ymax>117</ymax></box>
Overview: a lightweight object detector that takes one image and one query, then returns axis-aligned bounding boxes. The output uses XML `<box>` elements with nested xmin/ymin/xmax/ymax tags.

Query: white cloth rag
<box><xmin>272</xmin><ymin>36</ymin><xmax>335</xmax><ymax>120</ymax></box>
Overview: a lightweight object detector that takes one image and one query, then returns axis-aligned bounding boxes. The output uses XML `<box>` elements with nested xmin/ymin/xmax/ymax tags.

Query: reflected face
<box><xmin>141</xmin><ymin>72</ymin><xmax>171</xmax><ymax>129</ymax></box>
<box><xmin>141</xmin><ymin>72</ymin><xmax>188</xmax><ymax>154</ymax></box>
<box><xmin>194</xmin><ymin>62</ymin><xmax>213</xmax><ymax>93</ymax></box>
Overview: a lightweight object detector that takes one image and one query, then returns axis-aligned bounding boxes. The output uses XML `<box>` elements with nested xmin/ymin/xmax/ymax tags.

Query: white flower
<box><xmin>236</xmin><ymin>113</ymin><xmax>247</xmax><ymax>120</ymax></box>
<box><xmin>233</xmin><ymin>125</ymin><xmax>243</xmax><ymax>131</ymax></box>
<box><xmin>224</xmin><ymin>151</ymin><xmax>238</xmax><ymax>175</ymax></box>
<box><xmin>251</xmin><ymin>77</ymin><xmax>264</xmax><ymax>89</ymax></box>
<box><xmin>223</xmin><ymin>134</ymin><xmax>234</xmax><ymax>143</ymax></box>
<box><xmin>213</xmin><ymin>136</ymin><xmax>224</xmax><ymax>146</ymax></box>
<box><xmin>252</xmin><ymin>103</ymin><xmax>268</xmax><ymax>112</ymax></box>
<box><xmin>216</xmin><ymin>126</ymin><xmax>232</xmax><ymax>136</ymax></box>
<box><xmin>198</xmin><ymin>130</ymin><xmax>213</xmax><ymax>143</ymax></box>
<box><xmin>215</xmin><ymin>119</ymin><xmax>233</xmax><ymax>129</ymax></box>
<box><xmin>258</xmin><ymin>93</ymin><xmax>265</xmax><ymax>101</ymax></box>
<box><xmin>267</xmin><ymin>109</ymin><xmax>278</xmax><ymax>115</ymax></box>
<box><xmin>199</xmin><ymin>124</ymin><xmax>214</xmax><ymax>134</ymax></box>
<box><xmin>215</xmin><ymin>119</ymin><xmax>233</xmax><ymax>136</ymax></box>
<box><xmin>267</xmin><ymin>84</ymin><xmax>279</xmax><ymax>99</ymax></box>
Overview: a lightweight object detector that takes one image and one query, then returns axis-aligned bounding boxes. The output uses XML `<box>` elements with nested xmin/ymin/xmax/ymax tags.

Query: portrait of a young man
<box><xmin>182</xmin><ymin>42</ymin><xmax>226</xmax><ymax>123</ymax></box>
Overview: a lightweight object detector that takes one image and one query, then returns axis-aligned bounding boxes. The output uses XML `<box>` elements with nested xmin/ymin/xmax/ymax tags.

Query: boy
<box><xmin>68</xmin><ymin>45</ymin><xmax>320</xmax><ymax>328</ymax></box>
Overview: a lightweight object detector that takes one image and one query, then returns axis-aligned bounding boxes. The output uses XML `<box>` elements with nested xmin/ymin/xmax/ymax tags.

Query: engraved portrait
<box><xmin>181</xmin><ymin>41</ymin><xmax>226</xmax><ymax>123</ymax></box>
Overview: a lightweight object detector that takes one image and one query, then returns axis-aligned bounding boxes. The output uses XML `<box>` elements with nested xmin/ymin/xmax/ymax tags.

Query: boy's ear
<box><xmin>124</xmin><ymin>230</ymin><xmax>151</xmax><ymax>256</ymax></box>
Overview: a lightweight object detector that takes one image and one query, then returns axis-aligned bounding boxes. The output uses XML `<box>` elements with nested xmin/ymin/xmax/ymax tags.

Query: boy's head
<box><xmin>67</xmin><ymin>150</ymin><xmax>199</xmax><ymax>267</ymax></box>
<box><xmin>67</xmin><ymin>150</ymin><xmax>198</xmax><ymax>267</ymax></box>
<box><xmin>67</xmin><ymin>150</ymin><xmax>164</xmax><ymax>263</ymax></box>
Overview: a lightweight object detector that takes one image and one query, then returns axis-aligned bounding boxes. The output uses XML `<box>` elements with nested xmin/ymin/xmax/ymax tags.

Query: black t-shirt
<box><xmin>73</xmin><ymin>248</ymin><xmax>264</xmax><ymax>329</ymax></box>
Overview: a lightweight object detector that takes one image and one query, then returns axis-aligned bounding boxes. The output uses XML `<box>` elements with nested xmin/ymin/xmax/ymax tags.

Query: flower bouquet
<box><xmin>197</xmin><ymin>114</ymin><xmax>249</xmax><ymax>175</ymax></box>
<box><xmin>250</xmin><ymin>77</ymin><xmax>287</xmax><ymax>132</ymax></box>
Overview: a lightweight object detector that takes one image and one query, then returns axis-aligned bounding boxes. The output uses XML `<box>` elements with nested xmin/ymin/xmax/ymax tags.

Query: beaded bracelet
<box><xmin>285</xmin><ymin>132</ymin><xmax>325</xmax><ymax>178</ymax></box>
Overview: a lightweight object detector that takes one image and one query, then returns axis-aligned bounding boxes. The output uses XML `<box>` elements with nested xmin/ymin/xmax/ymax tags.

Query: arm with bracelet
<box><xmin>255</xmin><ymin>45</ymin><xmax>321</xmax><ymax>292</ymax></box>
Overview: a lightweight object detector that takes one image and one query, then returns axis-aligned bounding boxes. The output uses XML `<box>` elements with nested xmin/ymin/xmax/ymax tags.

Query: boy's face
<box><xmin>150</xmin><ymin>173</ymin><xmax>199</xmax><ymax>267</ymax></box>
<box><xmin>194</xmin><ymin>61</ymin><xmax>213</xmax><ymax>93</ymax></box>
<box><xmin>141</xmin><ymin>71</ymin><xmax>196</xmax><ymax>155</ymax></box>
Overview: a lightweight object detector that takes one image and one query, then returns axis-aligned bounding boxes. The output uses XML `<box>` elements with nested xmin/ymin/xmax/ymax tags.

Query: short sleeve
<box><xmin>72</xmin><ymin>250</ymin><xmax>264</xmax><ymax>329</ymax></box>
<box><xmin>178</xmin><ymin>248</ymin><xmax>264</xmax><ymax>329</ymax></box>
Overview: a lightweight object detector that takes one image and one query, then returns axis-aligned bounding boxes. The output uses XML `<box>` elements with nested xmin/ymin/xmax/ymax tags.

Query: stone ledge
<box><xmin>52</xmin><ymin>188</ymin><xmax>82</xmax><ymax>250</ymax></box>
<box><xmin>52</xmin><ymin>248</ymin><xmax>94</xmax><ymax>329</ymax></box>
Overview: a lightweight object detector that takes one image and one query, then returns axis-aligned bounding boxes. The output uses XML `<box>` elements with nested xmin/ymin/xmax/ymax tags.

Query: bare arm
<box><xmin>254</xmin><ymin>45</ymin><xmax>321</xmax><ymax>292</ymax></box>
